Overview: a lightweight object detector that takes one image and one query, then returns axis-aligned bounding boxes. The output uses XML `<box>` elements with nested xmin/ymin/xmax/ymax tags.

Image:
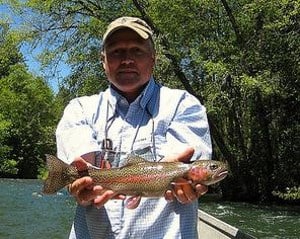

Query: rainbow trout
<box><xmin>43</xmin><ymin>154</ymin><xmax>228</xmax><ymax>208</ymax></box>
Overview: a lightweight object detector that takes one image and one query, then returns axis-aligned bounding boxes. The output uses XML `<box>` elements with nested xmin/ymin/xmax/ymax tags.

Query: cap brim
<box><xmin>103</xmin><ymin>25</ymin><xmax>151</xmax><ymax>46</ymax></box>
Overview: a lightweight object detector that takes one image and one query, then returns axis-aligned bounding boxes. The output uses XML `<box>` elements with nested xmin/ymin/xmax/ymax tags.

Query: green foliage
<box><xmin>0</xmin><ymin>114</ymin><xmax>13</xmax><ymax>175</ymax></box>
<box><xmin>273</xmin><ymin>187</ymin><xmax>300</xmax><ymax>201</ymax></box>
<box><xmin>37</xmin><ymin>164</ymin><xmax>48</xmax><ymax>180</ymax></box>
<box><xmin>0</xmin><ymin>65</ymin><xmax>58</xmax><ymax>178</ymax></box>
<box><xmin>0</xmin><ymin>159</ymin><xmax>18</xmax><ymax>175</ymax></box>
<box><xmin>0</xmin><ymin>20</ymin><xmax>59</xmax><ymax>178</ymax></box>
<box><xmin>0</xmin><ymin>22</ymin><xmax>23</xmax><ymax>77</ymax></box>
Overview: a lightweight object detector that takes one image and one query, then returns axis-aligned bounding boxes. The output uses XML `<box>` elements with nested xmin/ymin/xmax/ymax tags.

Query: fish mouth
<box><xmin>214</xmin><ymin>169</ymin><xmax>228</xmax><ymax>182</ymax></box>
<box><xmin>204</xmin><ymin>169</ymin><xmax>228</xmax><ymax>186</ymax></box>
<box><xmin>217</xmin><ymin>170</ymin><xmax>228</xmax><ymax>179</ymax></box>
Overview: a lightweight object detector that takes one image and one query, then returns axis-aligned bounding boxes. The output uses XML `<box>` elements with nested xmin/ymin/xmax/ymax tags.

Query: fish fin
<box><xmin>43</xmin><ymin>154</ymin><xmax>75</xmax><ymax>194</ymax></box>
<box><xmin>88</xmin><ymin>164</ymin><xmax>101</xmax><ymax>170</ymax></box>
<box><xmin>123</xmin><ymin>154</ymin><xmax>147</xmax><ymax>166</ymax></box>
<box><xmin>125</xmin><ymin>195</ymin><xmax>142</xmax><ymax>209</ymax></box>
<box><xmin>170</xmin><ymin>180</ymin><xmax>193</xmax><ymax>186</ymax></box>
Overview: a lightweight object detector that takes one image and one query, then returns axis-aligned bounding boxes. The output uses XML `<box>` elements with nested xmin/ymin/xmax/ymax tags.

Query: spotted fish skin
<box><xmin>43</xmin><ymin>154</ymin><xmax>228</xmax><ymax>197</ymax></box>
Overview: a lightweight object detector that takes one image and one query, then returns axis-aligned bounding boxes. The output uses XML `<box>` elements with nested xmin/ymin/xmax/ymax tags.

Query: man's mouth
<box><xmin>118</xmin><ymin>69</ymin><xmax>137</xmax><ymax>74</ymax></box>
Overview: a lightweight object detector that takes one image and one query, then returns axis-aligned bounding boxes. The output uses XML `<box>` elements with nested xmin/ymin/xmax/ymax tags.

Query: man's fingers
<box><xmin>72</xmin><ymin>157</ymin><xmax>89</xmax><ymax>171</ymax></box>
<box><xmin>195</xmin><ymin>184</ymin><xmax>208</xmax><ymax>197</ymax></box>
<box><xmin>173</xmin><ymin>178</ymin><xmax>196</xmax><ymax>203</ymax></box>
<box><xmin>113</xmin><ymin>194</ymin><xmax>126</xmax><ymax>200</ymax></box>
<box><xmin>70</xmin><ymin>181</ymin><xmax>125</xmax><ymax>208</ymax></box>
<box><xmin>68</xmin><ymin>177</ymin><xmax>95</xmax><ymax>206</ymax></box>
<box><xmin>166</xmin><ymin>178</ymin><xmax>208</xmax><ymax>204</ymax></box>
<box><xmin>69</xmin><ymin>177</ymin><xmax>93</xmax><ymax>195</ymax></box>
<box><xmin>164</xmin><ymin>190</ymin><xmax>175</xmax><ymax>202</ymax></box>
<box><xmin>68</xmin><ymin>156</ymin><xmax>119</xmax><ymax>208</ymax></box>
<box><xmin>163</xmin><ymin>147</ymin><xmax>195</xmax><ymax>163</ymax></box>
<box><xmin>177</xmin><ymin>147</ymin><xmax>195</xmax><ymax>163</ymax></box>
<box><xmin>93</xmin><ymin>191</ymin><xmax>125</xmax><ymax>208</ymax></box>
<box><xmin>93</xmin><ymin>190</ymin><xmax>115</xmax><ymax>208</ymax></box>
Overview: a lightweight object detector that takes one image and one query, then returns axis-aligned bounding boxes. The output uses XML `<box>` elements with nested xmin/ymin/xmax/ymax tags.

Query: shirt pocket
<box><xmin>131</xmin><ymin>134</ymin><xmax>167</xmax><ymax>162</ymax></box>
<box><xmin>131</xmin><ymin>137</ymin><xmax>156</xmax><ymax>161</ymax></box>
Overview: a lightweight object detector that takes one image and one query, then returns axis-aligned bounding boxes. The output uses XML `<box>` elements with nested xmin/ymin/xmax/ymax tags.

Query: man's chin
<box><xmin>118</xmin><ymin>72</ymin><xmax>138</xmax><ymax>79</ymax></box>
<box><xmin>115</xmin><ymin>77</ymin><xmax>139</xmax><ymax>87</ymax></box>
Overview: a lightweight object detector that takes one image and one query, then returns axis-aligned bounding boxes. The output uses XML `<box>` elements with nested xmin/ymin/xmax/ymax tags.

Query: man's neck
<box><xmin>111</xmin><ymin>82</ymin><xmax>149</xmax><ymax>103</ymax></box>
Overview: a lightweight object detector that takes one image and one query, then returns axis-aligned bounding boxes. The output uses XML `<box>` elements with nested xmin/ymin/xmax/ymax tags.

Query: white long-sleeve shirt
<box><xmin>56</xmin><ymin>77</ymin><xmax>212</xmax><ymax>239</ymax></box>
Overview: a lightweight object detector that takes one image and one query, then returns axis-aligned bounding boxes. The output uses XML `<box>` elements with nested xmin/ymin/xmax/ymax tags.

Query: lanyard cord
<box><xmin>146</xmin><ymin>107</ymin><xmax>157</xmax><ymax>161</ymax></box>
<box><xmin>96</xmin><ymin>101</ymin><xmax>117</xmax><ymax>167</ymax></box>
<box><xmin>105</xmin><ymin>100</ymin><xmax>117</xmax><ymax>139</ymax></box>
<box><xmin>104</xmin><ymin>99</ymin><xmax>156</xmax><ymax>161</ymax></box>
<box><xmin>129</xmin><ymin>108</ymin><xmax>146</xmax><ymax>152</ymax></box>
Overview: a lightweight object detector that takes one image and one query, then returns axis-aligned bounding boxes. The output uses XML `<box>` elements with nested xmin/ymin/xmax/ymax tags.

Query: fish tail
<box><xmin>43</xmin><ymin>154</ymin><xmax>75</xmax><ymax>194</ymax></box>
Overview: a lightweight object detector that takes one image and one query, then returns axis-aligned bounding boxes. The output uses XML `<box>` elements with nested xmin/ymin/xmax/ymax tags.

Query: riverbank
<box><xmin>1</xmin><ymin>178</ymin><xmax>299</xmax><ymax>238</ymax></box>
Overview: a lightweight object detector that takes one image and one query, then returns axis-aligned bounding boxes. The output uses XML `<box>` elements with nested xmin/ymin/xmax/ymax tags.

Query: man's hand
<box><xmin>163</xmin><ymin>148</ymin><xmax>208</xmax><ymax>204</ymax></box>
<box><xmin>68</xmin><ymin>154</ymin><xmax>125</xmax><ymax>208</ymax></box>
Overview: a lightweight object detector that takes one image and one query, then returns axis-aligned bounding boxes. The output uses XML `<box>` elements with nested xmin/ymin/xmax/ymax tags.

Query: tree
<box><xmin>0</xmin><ymin>21</ymin><xmax>59</xmax><ymax>178</ymax></box>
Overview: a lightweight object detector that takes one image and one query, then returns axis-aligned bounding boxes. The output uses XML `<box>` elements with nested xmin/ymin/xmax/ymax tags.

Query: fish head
<box><xmin>188</xmin><ymin>160</ymin><xmax>228</xmax><ymax>186</ymax></box>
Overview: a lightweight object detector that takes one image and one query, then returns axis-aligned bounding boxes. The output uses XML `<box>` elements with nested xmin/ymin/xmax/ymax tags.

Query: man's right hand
<box><xmin>68</xmin><ymin>154</ymin><xmax>125</xmax><ymax>208</ymax></box>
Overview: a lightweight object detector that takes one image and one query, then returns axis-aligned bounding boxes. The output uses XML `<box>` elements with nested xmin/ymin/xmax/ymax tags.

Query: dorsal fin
<box><xmin>124</xmin><ymin>154</ymin><xmax>147</xmax><ymax>166</ymax></box>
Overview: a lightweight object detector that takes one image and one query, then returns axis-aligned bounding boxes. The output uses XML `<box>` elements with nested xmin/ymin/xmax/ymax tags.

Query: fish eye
<box><xmin>209</xmin><ymin>163</ymin><xmax>219</xmax><ymax>171</ymax></box>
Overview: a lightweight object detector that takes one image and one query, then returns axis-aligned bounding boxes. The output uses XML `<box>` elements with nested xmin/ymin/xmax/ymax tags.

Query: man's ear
<box><xmin>152</xmin><ymin>55</ymin><xmax>156</xmax><ymax>64</ymax></box>
<box><xmin>100</xmin><ymin>52</ymin><xmax>105</xmax><ymax>66</ymax></box>
<box><xmin>100</xmin><ymin>51</ymin><xmax>104</xmax><ymax>60</ymax></box>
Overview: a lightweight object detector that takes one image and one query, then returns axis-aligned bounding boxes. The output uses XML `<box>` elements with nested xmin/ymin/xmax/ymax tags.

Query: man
<box><xmin>56</xmin><ymin>16</ymin><xmax>212</xmax><ymax>239</ymax></box>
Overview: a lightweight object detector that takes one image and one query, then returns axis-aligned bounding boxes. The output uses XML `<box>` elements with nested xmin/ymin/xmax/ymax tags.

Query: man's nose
<box><xmin>120</xmin><ymin>51</ymin><xmax>134</xmax><ymax>64</ymax></box>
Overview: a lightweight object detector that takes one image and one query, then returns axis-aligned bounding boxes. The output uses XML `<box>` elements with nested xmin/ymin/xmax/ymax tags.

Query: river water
<box><xmin>0</xmin><ymin>178</ymin><xmax>299</xmax><ymax>239</ymax></box>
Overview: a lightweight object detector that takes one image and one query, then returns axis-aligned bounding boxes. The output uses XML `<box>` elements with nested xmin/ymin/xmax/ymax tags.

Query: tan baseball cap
<box><xmin>102</xmin><ymin>16</ymin><xmax>153</xmax><ymax>46</ymax></box>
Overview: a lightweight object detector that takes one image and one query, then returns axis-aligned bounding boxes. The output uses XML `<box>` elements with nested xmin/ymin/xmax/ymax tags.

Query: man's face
<box><xmin>102</xmin><ymin>28</ymin><xmax>155</xmax><ymax>98</ymax></box>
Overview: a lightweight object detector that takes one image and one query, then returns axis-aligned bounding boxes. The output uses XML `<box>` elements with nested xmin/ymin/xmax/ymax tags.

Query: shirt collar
<box><xmin>105</xmin><ymin>77</ymin><xmax>159</xmax><ymax>113</ymax></box>
<box><xmin>140</xmin><ymin>77</ymin><xmax>156</xmax><ymax>109</ymax></box>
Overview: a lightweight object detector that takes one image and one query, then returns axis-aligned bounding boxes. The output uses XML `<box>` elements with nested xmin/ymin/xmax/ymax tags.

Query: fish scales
<box><xmin>43</xmin><ymin>154</ymin><xmax>228</xmax><ymax>198</ymax></box>
<box><xmin>88</xmin><ymin>161</ymin><xmax>191</xmax><ymax>197</ymax></box>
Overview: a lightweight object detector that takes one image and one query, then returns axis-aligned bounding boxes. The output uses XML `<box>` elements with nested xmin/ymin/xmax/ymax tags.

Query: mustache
<box><xmin>117</xmin><ymin>67</ymin><xmax>138</xmax><ymax>73</ymax></box>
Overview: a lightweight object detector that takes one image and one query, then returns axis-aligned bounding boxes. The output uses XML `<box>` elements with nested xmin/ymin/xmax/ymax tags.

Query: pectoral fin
<box><xmin>170</xmin><ymin>180</ymin><xmax>193</xmax><ymax>187</ymax></box>
<box><xmin>125</xmin><ymin>195</ymin><xmax>142</xmax><ymax>209</ymax></box>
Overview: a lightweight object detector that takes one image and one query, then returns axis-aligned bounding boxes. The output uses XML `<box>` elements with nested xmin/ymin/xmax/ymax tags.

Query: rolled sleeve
<box><xmin>163</xmin><ymin>93</ymin><xmax>212</xmax><ymax>160</ymax></box>
<box><xmin>56</xmin><ymin>98</ymin><xmax>100</xmax><ymax>164</ymax></box>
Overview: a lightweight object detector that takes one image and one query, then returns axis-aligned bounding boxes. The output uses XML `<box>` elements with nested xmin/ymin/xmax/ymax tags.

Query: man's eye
<box><xmin>111</xmin><ymin>50</ymin><xmax>122</xmax><ymax>56</ymax></box>
<box><xmin>132</xmin><ymin>48</ymin><xmax>144</xmax><ymax>56</ymax></box>
<box><xmin>107</xmin><ymin>48</ymin><xmax>148</xmax><ymax>59</ymax></box>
